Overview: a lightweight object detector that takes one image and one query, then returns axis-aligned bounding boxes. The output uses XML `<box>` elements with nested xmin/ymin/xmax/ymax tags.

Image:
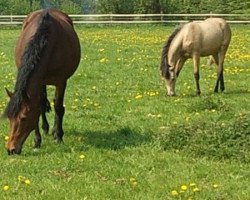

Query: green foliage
<box><xmin>0</xmin><ymin>0</ymin><xmax>249</xmax><ymax>14</ymax></box>
<box><xmin>155</xmin><ymin>113</ymin><xmax>250</xmax><ymax>162</ymax></box>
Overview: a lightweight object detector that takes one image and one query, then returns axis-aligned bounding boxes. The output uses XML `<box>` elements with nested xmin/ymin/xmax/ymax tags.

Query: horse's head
<box><xmin>160</xmin><ymin>58</ymin><xmax>176</xmax><ymax>96</ymax></box>
<box><xmin>161</xmin><ymin>64</ymin><xmax>176</xmax><ymax>96</ymax></box>
<box><xmin>4</xmin><ymin>89</ymin><xmax>39</xmax><ymax>155</ymax></box>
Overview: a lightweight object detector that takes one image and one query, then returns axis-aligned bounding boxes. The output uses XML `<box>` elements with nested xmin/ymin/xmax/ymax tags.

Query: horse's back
<box><xmin>181</xmin><ymin>18</ymin><xmax>231</xmax><ymax>56</ymax></box>
<box><xmin>15</xmin><ymin>9</ymin><xmax>81</xmax><ymax>85</ymax></box>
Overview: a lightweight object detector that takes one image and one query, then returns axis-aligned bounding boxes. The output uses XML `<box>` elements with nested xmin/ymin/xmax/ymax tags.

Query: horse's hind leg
<box><xmin>214</xmin><ymin>53</ymin><xmax>225</xmax><ymax>93</ymax></box>
<box><xmin>41</xmin><ymin>85</ymin><xmax>51</xmax><ymax>134</ymax></box>
<box><xmin>34</xmin><ymin>125</ymin><xmax>42</xmax><ymax>148</ymax></box>
<box><xmin>192</xmin><ymin>54</ymin><xmax>201</xmax><ymax>95</ymax></box>
<box><xmin>52</xmin><ymin>82</ymin><xmax>66</xmax><ymax>142</ymax></box>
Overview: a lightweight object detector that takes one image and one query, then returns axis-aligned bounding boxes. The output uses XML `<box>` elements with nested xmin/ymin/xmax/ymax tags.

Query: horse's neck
<box><xmin>168</xmin><ymin>39</ymin><xmax>182</xmax><ymax>68</ymax></box>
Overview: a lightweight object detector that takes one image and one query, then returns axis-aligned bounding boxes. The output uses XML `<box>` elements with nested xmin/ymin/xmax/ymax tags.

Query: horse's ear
<box><xmin>5</xmin><ymin>88</ymin><xmax>13</xmax><ymax>98</ymax></box>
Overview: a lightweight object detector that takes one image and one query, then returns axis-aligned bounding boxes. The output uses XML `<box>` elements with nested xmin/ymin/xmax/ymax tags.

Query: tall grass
<box><xmin>0</xmin><ymin>24</ymin><xmax>249</xmax><ymax>199</ymax></box>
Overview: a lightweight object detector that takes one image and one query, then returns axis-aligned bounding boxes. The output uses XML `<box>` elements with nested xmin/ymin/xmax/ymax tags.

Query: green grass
<box><xmin>0</xmin><ymin>24</ymin><xmax>250</xmax><ymax>200</ymax></box>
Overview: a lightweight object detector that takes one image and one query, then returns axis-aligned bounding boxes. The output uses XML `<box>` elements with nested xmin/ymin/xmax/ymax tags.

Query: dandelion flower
<box><xmin>129</xmin><ymin>177</ymin><xmax>136</xmax><ymax>182</ymax></box>
<box><xmin>18</xmin><ymin>175</ymin><xmax>25</xmax><ymax>182</ymax></box>
<box><xmin>131</xmin><ymin>181</ymin><xmax>138</xmax><ymax>187</ymax></box>
<box><xmin>24</xmin><ymin>179</ymin><xmax>31</xmax><ymax>185</ymax></box>
<box><xmin>181</xmin><ymin>185</ymin><xmax>188</xmax><ymax>191</ymax></box>
<box><xmin>4</xmin><ymin>136</ymin><xmax>9</xmax><ymax>141</ymax></box>
<box><xmin>79</xmin><ymin>154</ymin><xmax>85</xmax><ymax>160</ymax></box>
<box><xmin>129</xmin><ymin>177</ymin><xmax>137</xmax><ymax>187</ymax></box>
<box><xmin>192</xmin><ymin>187</ymin><xmax>200</xmax><ymax>192</ymax></box>
<box><xmin>3</xmin><ymin>185</ymin><xmax>10</xmax><ymax>191</ymax></box>
<box><xmin>99</xmin><ymin>58</ymin><xmax>106</xmax><ymax>63</ymax></box>
<box><xmin>190</xmin><ymin>183</ymin><xmax>196</xmax><ymax>187</ymax></box>
<box><xmin>135</xmin><ymin>94</ymin><xmax>142</xmax><ymax>99</ymax></box>
<box><xmin>213</xmin><ymin>184</ymin><xmax>219</xmax><ymax>188</ymax></box>
<box><xmin>171</xmin><ymin>190</ymin><xmax>178</xmax><ymax>196</ymax></box>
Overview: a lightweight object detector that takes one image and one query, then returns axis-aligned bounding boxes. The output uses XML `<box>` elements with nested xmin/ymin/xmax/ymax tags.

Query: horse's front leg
<box><xmin>52</xmin><ymin>82</ymin><xmax>66</xmax><ymax>142</ymax></box>
<box><xmin>192</xmin><ymin>55</ymin><xmax>201</xmax><ymax>95</ymax></box>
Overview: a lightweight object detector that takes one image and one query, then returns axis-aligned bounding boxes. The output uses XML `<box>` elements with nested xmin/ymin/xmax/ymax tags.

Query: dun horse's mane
<box><xmin>160</xmin><ymin>25</ymin><xmax>184</xmax><ymax>78</ymax></box>
<box><xmin>4</xmin><ymin>10</ymin><xmax>51</xmax><ymax>118</ymax></box>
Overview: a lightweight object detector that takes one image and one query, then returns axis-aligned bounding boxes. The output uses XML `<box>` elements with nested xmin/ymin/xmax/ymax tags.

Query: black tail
<box><xmin>160</xmin><ymin>25</ymin><xmax>183</xmax><ymax>79</ymax></box>
<box><xmin>4</xmin><ymin>10</ymin><xmax>51</xmax><ymax>118</ymax></box>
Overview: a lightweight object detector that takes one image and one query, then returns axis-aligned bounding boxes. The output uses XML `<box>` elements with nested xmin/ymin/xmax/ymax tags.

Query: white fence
<box><xmin>0</xmin><ymin>13</ymin><xmax>250</xmax><ymax>25</ymax></box>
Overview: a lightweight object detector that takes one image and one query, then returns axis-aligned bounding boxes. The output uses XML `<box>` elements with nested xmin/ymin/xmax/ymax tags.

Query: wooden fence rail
<box><xmin>0</xmin><ymin>13</ymin><xmax>250</xmax><ymax>25</ymax></box>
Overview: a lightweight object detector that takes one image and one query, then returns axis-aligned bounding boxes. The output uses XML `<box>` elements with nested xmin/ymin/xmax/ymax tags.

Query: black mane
<box><xmin>160</xmin><ymin>25</ymin><xmax>183</xmax><ymax>78</ymax></box>
<box><xmin>4</xmin><ymin>10</ymin><xmax>51</xmax><ymax>118</ymax></box>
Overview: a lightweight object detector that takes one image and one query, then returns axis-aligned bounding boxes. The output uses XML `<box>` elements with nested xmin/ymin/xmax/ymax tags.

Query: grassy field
<box><xmin>0</xmin><ymin>24</ymin><xmax>249</xmax><ymax>200</ymax></box>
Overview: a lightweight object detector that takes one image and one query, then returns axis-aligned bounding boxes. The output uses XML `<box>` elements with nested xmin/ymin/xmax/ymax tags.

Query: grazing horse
<box><xmin>4</xmin><ymin>9</ymin><xmax>81</xmax><ymax>154</ymax></box>
<box><xmin>160</xmin><ymin>18</ymin><xmax>231</xmax><ymax>96</ymax></box>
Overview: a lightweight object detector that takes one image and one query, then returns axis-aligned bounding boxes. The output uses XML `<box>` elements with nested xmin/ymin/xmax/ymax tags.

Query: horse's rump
<box><xmin>15</xmin><ymin>9</ymin><xmax>80</xmax><ymax>85</ymax></box>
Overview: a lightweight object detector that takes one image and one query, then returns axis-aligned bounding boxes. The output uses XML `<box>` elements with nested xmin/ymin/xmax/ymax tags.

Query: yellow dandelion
<box><xmin>189</xmin><ymin>183</ymin><xmax>196</xmax><ymax>187</ymax></box>
<box><xmin>135</xmin><ymin>94</ymin><xmax>142</xmax><ymax>99</ymax></box>
<box><xmin>3</xmin><ymin>185</ymin><xmax>10</xmax><ymax>191</ymax></box>
<box><xmin>157</xmin><ymin>114</ymin><xmax>161</xmax><ymax>118</ymax></box>
<box><xmin>131</xmin><ymin>181</ymin><xmax>138</xmax><ymax>187</ymax></box>
<box><xmin>79</xmin><ymin>154</ymin><xmax>85</xmax><ymax>160</ymax></box>
<box><xmin>98</xmin><ymin>48</ymin><xmax>105</xmax><ymax>52</ymax></box>
<box><xmin>18</xmin><ymin>175</ymin><xmax>25</xmax><ymax>182</ymax></box>
<box><xmin>4</xmin><ymin>136</ymin><xmax>9</xmax><ymax>141</ymax></box>
<box><xmin>171</xmin><ymin>190</ymin><xmax>178</xmax><ymax>196</ymax></box>
<box><xmin>213</xmin><ymin>184</ymin><xmax>219</xmax><ymax>188</ymax></box>
<box><xmin>192</xmin><ymin>187</ymin><xmax>200</xmax><ymax>192</ymax></box>
<box><xmin>99</xmin><ymin>58</ymin><xmax>106</xmax><ymax>63</ymax></box>
<box><xmin>129</xmin><ymin>177</ymin><xmax>136</xmax><ymax>182</ymax></box>
<box><xmin>181</xmin><ymin>185</ymin><xmax>188</xmax><ymax>191</ymax></box>
<box><xmin>129</xmin><ymin>177</ymin><xmax>137</xmax><ymax>187</ymax></box>
<box><xmin>24</xmin><ymin>179</ymin><xmax>31</xmax><ymax>185</ymax></box>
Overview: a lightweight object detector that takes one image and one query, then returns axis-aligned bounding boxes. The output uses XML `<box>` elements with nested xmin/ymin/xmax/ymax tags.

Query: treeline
<box><xmin>0</xmin><ymin>0</ymin><xmax>249</xmax><ymax>15</ymax></box>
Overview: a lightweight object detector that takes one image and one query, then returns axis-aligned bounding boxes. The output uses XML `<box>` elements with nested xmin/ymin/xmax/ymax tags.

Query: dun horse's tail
<box><xmin>160</xmin><ymin>25</ymin><xmax>183</xmax><ymax>79</ymax></box>
<box><xmin>4</xmin><ymin>10</ymin><xmax>51</xmax><ymax>118</ymax></box>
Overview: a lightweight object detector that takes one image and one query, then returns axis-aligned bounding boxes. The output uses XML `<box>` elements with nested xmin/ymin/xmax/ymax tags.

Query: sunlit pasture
<box><xmin>0</xmin><ymin>24</ymin><xmax>249</xmax><ymax>199</ymax></box>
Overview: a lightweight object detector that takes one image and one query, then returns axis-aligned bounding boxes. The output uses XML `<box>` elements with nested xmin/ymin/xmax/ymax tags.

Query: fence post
<box><xmin>161</xmin><ymin>11</ymin><xmax>163</xmax><ymax>24</ymax></box>
<box><xmin>110</xmin><ymin>12</ymin><xmax>113</xmax><ymax>22</ymax></box>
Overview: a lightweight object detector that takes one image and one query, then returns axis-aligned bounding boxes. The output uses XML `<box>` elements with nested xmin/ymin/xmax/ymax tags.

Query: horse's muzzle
<box><xmin>6</xmin><ymin>147</ymin><xmax>21</xmax><ymax>155</ymax></box>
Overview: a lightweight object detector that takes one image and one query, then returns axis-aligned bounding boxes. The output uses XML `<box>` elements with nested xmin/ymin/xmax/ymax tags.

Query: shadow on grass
<box><xmin>70</xmin><ymin>126</ymin><xmax>152</xmax><ymax>151</ymax></box>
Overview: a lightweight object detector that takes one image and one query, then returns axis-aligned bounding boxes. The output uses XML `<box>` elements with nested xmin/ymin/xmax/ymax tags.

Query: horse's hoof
<box><xmin>42</xmin><ymin>124</ymin><xmax>49</xmax><ymax>134</ymax></box>
<box><xmin>196</xmin><ymin>91</ymin><xmax>201</xmax><ymax>96</ymax></box>
<box><xmin>33</xmin><ymin>143</ymin><xmax>41</xmax><ymax>148</ymax></box>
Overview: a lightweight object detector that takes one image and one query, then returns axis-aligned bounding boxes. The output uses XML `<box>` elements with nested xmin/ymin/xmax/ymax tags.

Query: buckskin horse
<box><xmin>4</xmin><ymin>9</ymin><xmax>81</xmax><ymax>154</ymax></box>
<box><xmin>160</xmin><ymin>18</ymin><xmax>231</xmax><ymax>96</ymax></box>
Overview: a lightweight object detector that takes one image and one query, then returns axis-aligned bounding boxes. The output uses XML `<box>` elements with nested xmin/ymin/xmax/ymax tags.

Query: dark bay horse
<box><xmin>4</xmin><ymin>9</ymin><xmax>81</xmax><ymax>154</ymax></box>
<box><xmin>160</xmin><ymin>18</ymin><xmax>231</xmax><ymax>96</ymax></box>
